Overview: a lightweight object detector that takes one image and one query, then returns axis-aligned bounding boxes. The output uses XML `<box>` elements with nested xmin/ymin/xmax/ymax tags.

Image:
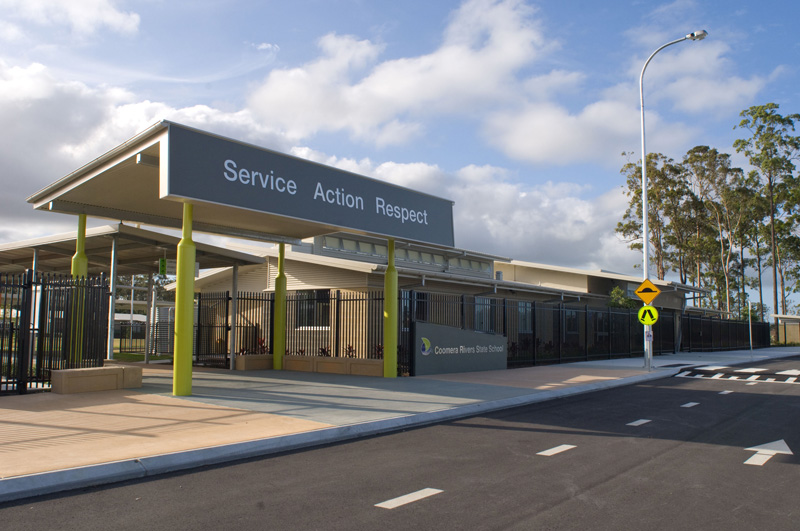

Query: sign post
<box><xmin>635</xmin><ymin>279</ymin><xmax>661</xmax><ymax>371</ymax></box>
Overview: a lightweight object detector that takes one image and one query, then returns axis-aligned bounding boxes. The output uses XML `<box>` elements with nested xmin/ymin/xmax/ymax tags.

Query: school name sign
<box><xmin>162</xmin><ymin>123</ymin><xmax>454</xmax><ymax>246</ymax></box>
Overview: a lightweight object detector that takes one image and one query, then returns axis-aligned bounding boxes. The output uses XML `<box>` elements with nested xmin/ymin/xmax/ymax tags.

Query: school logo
<box><xmin>420</xmin><ymin>337</ymin><xmax>432</xmax><ymax>356</ymax></box>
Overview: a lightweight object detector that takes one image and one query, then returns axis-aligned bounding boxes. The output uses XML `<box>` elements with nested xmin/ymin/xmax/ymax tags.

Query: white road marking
<box><xmin>375</xmin><ymin>488</ymin><xmax>443</xmax><ymax>509</ymax></box>
<box><xmin>746</xmin><ymin>382</ymin><xmax>758</xmax><ymax>386</ymax></box>
<box><xmin>788</xmin><ymin>377</ymin><xmax>798</xmax><ymax>383</ymax></box>
<box><xmin>537</xmin><ymin>444</ymin><xmax>576</xmax><ymax>456</ymax></box>
<box><xmin>681</xmin><ymin>402</ymin><xmax>700</xmax><ymax>408</ymax></box>
<box><xmin>746</xmin><ymin>375</ymin><xmax>761</xmax><ymax>381</ymax></box>
<box><xmin>627</xmin><ymin>419</ymin><xmax>652</xmax><ymax>426</ymax></box>
<box><xmin>711</xmin><ymin>373</ymin><xmax>724</xmax><ymax>379</ymax></box>
<box><xmin>776</xmin><ymin>369</ymin><xmax>800</xmax><ymax>376</ymax></box>
<box><xmin>676</xmin><ymin>371</ymin><xmax>692</xmax><ymax>377</ymax></box>
<box><xmin>744</xmin><ymin>453</ymin><xmax>774</xmax><ymax>466</ymax></box>
<box><xmin>735</xmin><ymin>368</ymin><xmax>768</xmax><ymax>373</ymax></box>
<box><xmin>766</xmin><ymin>378</ymin><xmax>775</xmax><ymax>382</ymax></box>
<box><xmin>744</xmin><ymin>440</ymin><xmax>793</xmax><ymax>466</ymax></box>
<box><xmin>697</xmin><ymin>366</ymin><xmax>729</xmax><ymax>371</ymax></box>
<box><xmin>719</xmin><ymin>390</ymin><xmax>733</xmax><ymax>395</ymax></box>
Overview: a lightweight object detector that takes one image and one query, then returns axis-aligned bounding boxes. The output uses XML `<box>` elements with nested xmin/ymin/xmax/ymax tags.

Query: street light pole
<box><xmin>639</xmin><ymin>30</ymin><xmax>707</xmax><ymax>371</ymax></box>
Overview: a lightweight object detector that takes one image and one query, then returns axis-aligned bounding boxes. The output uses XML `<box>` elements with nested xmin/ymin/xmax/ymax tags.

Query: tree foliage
<box><xmin>734</xmin><ymin>103</ymin><xmax>800</xmax><ymax>324</ymax></box>
<box><xmin>616</xmin><ymin>102</ymin><xmax>800</xmax><ymax>319</ymax></box>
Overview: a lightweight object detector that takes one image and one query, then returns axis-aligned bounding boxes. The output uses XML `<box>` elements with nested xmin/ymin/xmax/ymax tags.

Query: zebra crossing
<box><xmin>676</xmin><ymin>365</ymin><xmax>800</xmax><ymax>384</ymax></box>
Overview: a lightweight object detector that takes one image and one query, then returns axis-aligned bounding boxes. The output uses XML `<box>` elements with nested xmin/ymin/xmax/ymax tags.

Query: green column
<box><xmin>273</xmin><ymin>243</ymin><xmax>287</xmax><ymax>370</ymax></box>
<box><xmin>173</xmin><ymin>203</ymin><xmax>196</xmax><ymax>396</ymax></box>
<box><xmin>71</xmin><ymin>214</ymin><xmax>88</xmax><ymax>278</ymax></box>
<box><xmin>383</xmin><ymin>239</ymin><xmax>398</xmax><ymax>378</ymax></box>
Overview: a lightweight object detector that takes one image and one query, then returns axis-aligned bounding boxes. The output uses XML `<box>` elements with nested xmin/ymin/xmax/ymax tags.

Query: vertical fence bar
<box><xmin>335</xmin><ymin>290</ymin><xmax>342</xmax><ymax>358</ymax></box>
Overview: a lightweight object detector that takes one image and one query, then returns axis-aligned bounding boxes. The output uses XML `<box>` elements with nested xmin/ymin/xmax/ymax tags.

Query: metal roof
<box><xmin>0</xmin><ymin>223</ymin><xmax>264</xmax><ymax>276</ymax></box>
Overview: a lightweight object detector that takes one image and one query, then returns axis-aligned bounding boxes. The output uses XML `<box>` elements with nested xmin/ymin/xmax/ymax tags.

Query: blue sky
<box><xmin>1</xmin><ymin>0</ymin><xmax>798</xmax><ymax>281</ymax></box>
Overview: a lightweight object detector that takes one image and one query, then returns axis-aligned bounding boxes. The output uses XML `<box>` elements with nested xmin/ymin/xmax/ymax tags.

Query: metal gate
<box><xmin>1</xmin><ymin>270</ymin><xmax>109</xmax><ymax>394</ymax></box>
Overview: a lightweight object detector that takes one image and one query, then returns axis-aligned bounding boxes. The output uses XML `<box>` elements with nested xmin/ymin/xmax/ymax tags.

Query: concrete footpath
<box><xmin>1</xmin><ymin>347</ymin><xmax>798</xmax><ymax>503</ymax></box>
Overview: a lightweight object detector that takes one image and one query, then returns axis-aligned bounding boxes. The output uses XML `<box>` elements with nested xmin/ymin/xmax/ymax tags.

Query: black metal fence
<box><xmin>503</xmin><ymin>301</ymin><xmax>676</xmax><ymax>367</ymax></box>
<box><xmin>398</xmin><ymin>291</ymin><xmax>770</xmax><ymax>373</ymax></box>
<box><xmin>236</xmin><ymin>291</ymin><xmax>274</xmax><ymax>355</ymax></box>
<box><xmin>190</xmin><ymin>289</ymin><xmax>771</xmax><ymax>375</ymax></box>
<box><xmin>195</xmin><ymin>292</ymin><xmax>230</xmax><ymax>367</ymax></box>
<box><xmin>192</xmin><ymin>290</ymin><xmax>384</xmax><ymax>368</ymax></box>
<box><xmin>1</xmin><ymin>270</ymin><xmax>109</xmax><ymax>394</ymax></box>
<box><xmin>681</xmin><ymin>314</ymin><xmax>769</xmax><ymax>352</ymax></box>
<box><xmin>116</xmin><ymin>320</ymin><xmax>146</xmax><ymax>353</ymax></box>
<box><xmin>284</xmin><ymin>290</ymin><xmax>384</xmax><ymax>359</ymax></box>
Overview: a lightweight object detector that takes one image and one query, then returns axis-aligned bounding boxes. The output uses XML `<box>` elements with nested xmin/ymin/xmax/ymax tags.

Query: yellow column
<box><xmin>272</xmin><ymin>243</ymin><xmax>287</xmax><ymax>370</ymax></box>
<box><xmin>71</xmin><ymin>214</ymin><xmax>88</xmax><ymax>278</ymax></box>
<box><xmin>70</xmin><ymin>214</ymin><xmax>88</xmax><ymax>364</ymax></box>
<box><xmin>383</xmin><ymin>239</ymin><xmax>398</xmax><ymax>378</ymax></box>
<box><xmin>173</xmin><ymin>203</ymin><xmax>196</xmax><ymax>396</ymax></box>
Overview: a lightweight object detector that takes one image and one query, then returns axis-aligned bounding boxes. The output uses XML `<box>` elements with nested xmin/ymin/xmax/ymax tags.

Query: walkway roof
<box><xmin>0</xmin><ymin>223</ymin><xmax>264</xmax><ymax>276</ymax></box>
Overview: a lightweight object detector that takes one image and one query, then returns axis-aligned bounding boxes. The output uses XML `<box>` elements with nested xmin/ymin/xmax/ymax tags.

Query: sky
<box><xmin>1</xmin><ymin>0</ymin><xmax>798</xmax><ymax>282</ymax></box>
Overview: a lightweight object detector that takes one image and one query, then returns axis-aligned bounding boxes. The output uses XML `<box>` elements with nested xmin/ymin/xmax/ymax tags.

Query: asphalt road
<box><xmin>2</xmin><ymin>358</ymin><xmax>799</xmax><ymax>531</ymax></box>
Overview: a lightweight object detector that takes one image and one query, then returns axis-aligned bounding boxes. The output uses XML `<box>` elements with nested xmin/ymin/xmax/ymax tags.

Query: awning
<box><xmin>0</xmin><ymin>223</ymin><xmax>264</xmax><ymax>276</ymax></box>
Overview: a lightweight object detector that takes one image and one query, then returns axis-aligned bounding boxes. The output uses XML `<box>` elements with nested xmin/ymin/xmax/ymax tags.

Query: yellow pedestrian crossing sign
<box><xmin>638</xmin><ymin>305</ymin><xmax>659</xmax><ymax>325</ymax></box>
<box><xmin>635</xmin><ymin>279</ymin><xmax>661</xmax><ymax>305</ymax></box>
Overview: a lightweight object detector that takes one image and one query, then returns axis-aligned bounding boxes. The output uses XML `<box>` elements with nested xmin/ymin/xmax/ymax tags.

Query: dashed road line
<box><xmin>681</xmin><ymin>402</ymin><xmax>700</xmax><ymax>408</ymax></box>
<box><xmin>537</xmin><ymin>444</ymin><xmax>576</xmax><ymax>456</ymax></box>
<box><xmin>627</xmin><ymin>419</ymin><xmax>652</xmax><ymax>427</ymax></box>
<box><xmin>719</xmin><ymin>390</ymin><xmax>734</xmax><ymax>395</ymax></box>
<box><xmin>375</xmin><ymin>488</ymin><xmax>443</xmax><ymax>509</ymax></box>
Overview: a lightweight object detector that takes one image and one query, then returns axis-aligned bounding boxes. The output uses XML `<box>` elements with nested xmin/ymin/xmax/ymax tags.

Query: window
<box><xmin>517</xmin><ymin>301</ymin><xmax>533</xmax><ymax>333</ymax></box>
<box><xmin>295</xmin><ymin>289</ymin><xmax>330</xmax><ymax>328</ymax></box>
<box><xmin>400</xmin><ymin>291</ymin><xmax>428</xmax><ymax>330</ymax></box>
<box><xmin>475</xmin><ymin>297</ymin><xmax>497</xmax><ymax>333</ymax></box>
<box><xmin>565</xmin><ymin>309</ymin><xmax>579</xmax><ymax>336</ymax></box>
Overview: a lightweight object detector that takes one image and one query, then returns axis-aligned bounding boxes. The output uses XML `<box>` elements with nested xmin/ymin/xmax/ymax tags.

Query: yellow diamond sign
<box><xmin>638</xmin><ymin>305</ymin><xmax>659</xmax><ymax>326</ymax></box>
<box><xmin>635</xmin><ymin>279</ymin><xmax>661</xmax><ymax>305</ymax></box>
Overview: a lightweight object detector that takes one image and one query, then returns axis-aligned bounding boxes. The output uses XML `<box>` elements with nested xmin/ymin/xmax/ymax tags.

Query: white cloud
<box><xmin>284</xmin><ymin>150</ymin><xmax>639</xmax><ymax>272</ymax></box>
<box><xmin>0</xmin><ymin>58</ymin><xmax>293</xmax><ymax>239</ymax></box>
<box><xmin>523</xmin><ymin>70</ymin><xmax>586</xmax><ymax>101</ymax></box>
<box><xmin>483</xmin><ymin>100</ymin><xmax>656</xmax><ymax>166</ymax></box>
<box><xmin>0</xmin><ymin>0</ymin><xmax>140</xmax><ymax>36</ymax></box>
<box><xmin>247</xmin><ymin>0</ymin><xmax>547</xmax><ymax>146</ymax></box>
<box><xmin>0</xmin><ymin>19</ymin><xmax>24</xmax><ymax>41</ymax></box>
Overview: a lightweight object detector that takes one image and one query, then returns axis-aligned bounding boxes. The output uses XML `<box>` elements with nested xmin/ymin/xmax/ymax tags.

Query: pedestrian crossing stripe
<box><xmin>676</xmin><ymin>369</ymin><xmax>800</xmax><ymax>385</ymax></box>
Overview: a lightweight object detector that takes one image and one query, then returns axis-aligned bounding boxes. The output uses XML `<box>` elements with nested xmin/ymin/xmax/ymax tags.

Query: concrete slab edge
<box><xmin>0</xmin><ymin>367</ymin><xmax>679</xmax><ymax>504</ymax></box>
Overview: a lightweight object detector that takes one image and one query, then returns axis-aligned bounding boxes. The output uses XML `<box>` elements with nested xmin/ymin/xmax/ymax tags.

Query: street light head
<box><xmin>687</xmin><ymin>30</ymin><xmax>708</xmax><ymax>41</ymax></box>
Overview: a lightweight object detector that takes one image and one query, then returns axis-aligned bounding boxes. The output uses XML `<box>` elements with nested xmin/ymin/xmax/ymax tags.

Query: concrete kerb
<box><xmin>0</xmin><ymin>367</ymin><xmax>678</xmax><ymax>504</ymax></box>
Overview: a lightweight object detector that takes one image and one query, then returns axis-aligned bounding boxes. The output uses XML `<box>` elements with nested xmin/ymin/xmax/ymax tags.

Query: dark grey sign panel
<box><xmin>414</xmin><ymin>322</ymin><xmax>507</xmax><ymax>376</ymax></box>
<box><xmin>163</xmin><ymin>123</ymin><xmax>454</xmax><ymax>247</ymax></box>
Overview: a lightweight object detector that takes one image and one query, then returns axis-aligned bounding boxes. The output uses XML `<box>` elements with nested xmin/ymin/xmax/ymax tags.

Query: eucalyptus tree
<box><xmin>617</xmin><ymin>152</ymin><xmax>687</xmax><ymax>280</ymax></box>
<box><xmin>734</xmin><ymin>103</ymin><xmax>800</xmax><ymax>327</ymax></box>
<box><xmin>770</xmin><ymin>218</ymin><xmax>800</xmax><ymax>314</ymax></box>
<box><xmin>735</xmin><ymin>171</ymin><xmax>768</xmax><ymax>318</ymax></box>
<box><xmin>682</xmin><ymin>146</ymin><xmax>747</xmax><ymax>315</ymax></box>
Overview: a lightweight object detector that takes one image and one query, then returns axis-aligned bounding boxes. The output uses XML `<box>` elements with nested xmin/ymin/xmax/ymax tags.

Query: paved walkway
<box><xmin>1</xmin><ymin>347</ymin><xmax>798</xmax><ymax>502</ymax></box>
